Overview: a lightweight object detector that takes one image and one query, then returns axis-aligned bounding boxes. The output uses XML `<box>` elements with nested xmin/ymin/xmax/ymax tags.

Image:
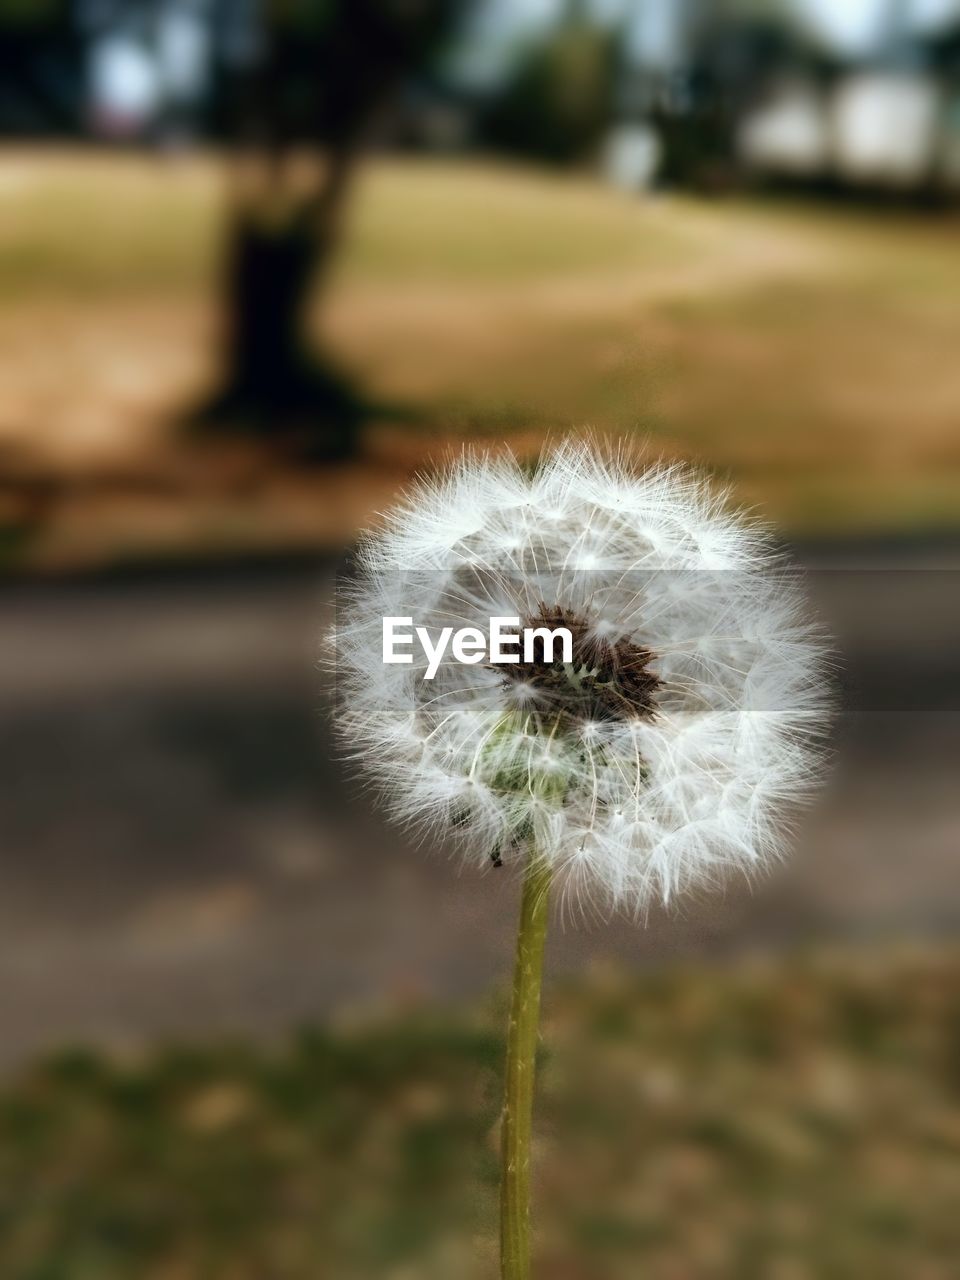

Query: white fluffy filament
<box><xmin>332</xmin><ymin>442</ymin><xmax>829</xmax><ymax>919</ymax></box>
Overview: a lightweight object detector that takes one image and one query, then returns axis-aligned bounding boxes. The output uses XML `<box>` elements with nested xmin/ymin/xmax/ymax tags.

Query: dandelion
<box><xmin>331</xmin><ymin>441</ymin><xmax>829</xmax><ymax>1278</ymax></box>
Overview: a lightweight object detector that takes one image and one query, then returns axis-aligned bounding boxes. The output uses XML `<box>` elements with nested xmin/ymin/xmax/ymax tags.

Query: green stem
<box><xmin>500</xmin><ymin>853</ymin><xmax>552</xmax><ymax>1280</ymax></box>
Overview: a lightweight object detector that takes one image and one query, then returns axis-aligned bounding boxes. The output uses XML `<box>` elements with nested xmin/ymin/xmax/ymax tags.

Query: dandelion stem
<box><xmin>500</xmin><ymin>852</ymin><xmax>552</xmax><ymax>1280</ymax></box>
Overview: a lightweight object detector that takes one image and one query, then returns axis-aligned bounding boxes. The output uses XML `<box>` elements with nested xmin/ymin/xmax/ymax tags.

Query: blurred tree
<box><xmin>0</xmin><ymin>0</ymin><xmax>62</xmax><ymax>19</ymax></box>
<box><xmin>203</xmin><ymin>0</ymin><xmax>460</xmax><ymax>457</ymax></box>
<box><xmin>482</xmin><ymin>0</ymin><xmax>617</xmax><ymax>166</ymax></box>
<box><xmin>0</xmin><ymin>0</ymin><xmax>80</xmax><ymax>136</ymax></box>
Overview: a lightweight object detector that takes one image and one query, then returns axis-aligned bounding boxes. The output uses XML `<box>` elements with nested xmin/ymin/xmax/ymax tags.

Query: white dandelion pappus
<box><xmin>332</xmin><ymin>442</ymin><xmax>829</xmax><ymax>918</ymax></box>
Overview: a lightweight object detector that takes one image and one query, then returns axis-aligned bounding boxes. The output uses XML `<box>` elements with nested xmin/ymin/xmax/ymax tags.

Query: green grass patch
<box><xmin>2</xmin><ymin>951</ymin><xmax>960</xmax><ymax>1278</ymax></box>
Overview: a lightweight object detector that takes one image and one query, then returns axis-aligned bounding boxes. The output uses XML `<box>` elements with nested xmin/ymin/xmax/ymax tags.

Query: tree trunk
<box><xmin>204</xmin><ymin>144</ymin><xmax>362</xmax><ymax>457</ymax></box>
<box><xmin>194</xmin><ymin>0</ymin><xmax>456</xmax><ymax>456</ymax></box>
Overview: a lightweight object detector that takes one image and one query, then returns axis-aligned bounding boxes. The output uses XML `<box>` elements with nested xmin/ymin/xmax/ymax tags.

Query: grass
<box><xmin>0</xmin><ymin>153</ymin><xmax>219</xmax><ymax>296</ymax></box>
<box><xmin>2</xmin><ymin>950</ymin><xmax>960</xmax><ymax>1278</ymax></box>
<box><xmin>1</xmin><ymin>150</ymin><xmax>960</xmax><ymax>565</ymax></box>
<box><xmin>0</xmin><ymin>155</ymin><xmax>701</xmax><ymax>297</ymax></box>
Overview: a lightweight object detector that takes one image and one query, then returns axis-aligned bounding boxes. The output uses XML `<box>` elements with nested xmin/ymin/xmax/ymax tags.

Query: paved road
<box><xmin>1</xmin><ymin>549</ymin><xmax>958</xmax><ymax>1068</ymax></box>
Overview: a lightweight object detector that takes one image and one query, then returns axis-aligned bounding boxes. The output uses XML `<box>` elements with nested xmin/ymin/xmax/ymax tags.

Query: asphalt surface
<box><xmin>1</xmin><ymin>547</ymin><xmax>958</xmax><ymax>1069</ymax></box>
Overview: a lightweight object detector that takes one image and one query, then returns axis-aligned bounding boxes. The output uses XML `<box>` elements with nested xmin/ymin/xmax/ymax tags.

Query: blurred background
<box><xmin>1</xmin><ymin>1</ymin><xmax>960</xmax><ymax>1276</ymax></box>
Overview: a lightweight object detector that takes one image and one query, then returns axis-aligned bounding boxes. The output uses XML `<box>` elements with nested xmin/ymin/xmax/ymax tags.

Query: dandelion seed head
<box><xmin>332</xmin><ymin>441</ymin><xmax>830</xmax><ymax>917</ymax></box>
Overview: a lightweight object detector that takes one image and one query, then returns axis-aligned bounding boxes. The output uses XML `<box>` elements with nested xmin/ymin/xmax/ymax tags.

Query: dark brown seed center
<box><xmin>503</xmin><ymin>604</ymin><xmax>660</xmax><ymax>723</ymax></box>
